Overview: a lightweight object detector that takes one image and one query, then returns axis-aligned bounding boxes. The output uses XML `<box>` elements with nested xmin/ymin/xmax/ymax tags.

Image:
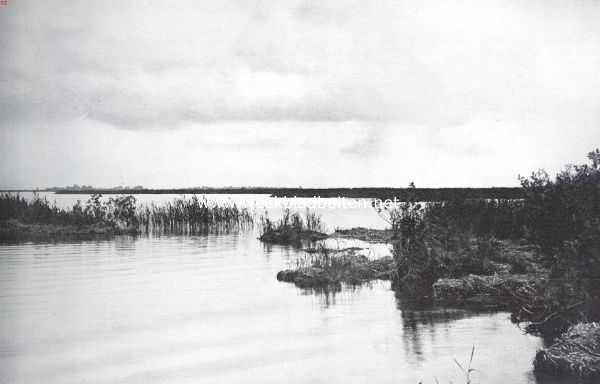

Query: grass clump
<box><xmin>259</xmin><ymin>208</ymin><xmax>327</xmax><ymax>245</ymax></box>
<box><xmin>534</xmin><ymin>322</ymin><xmax>600</xmax><ymax>379</ymax></box>
<box><xmin>277</xmin><ymin>246</ymin><xmax>395</xmax><ymax>288</ymax></box>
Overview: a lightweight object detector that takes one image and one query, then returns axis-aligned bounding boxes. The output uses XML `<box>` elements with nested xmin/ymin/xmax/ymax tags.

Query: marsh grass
<box><xmin>136</xmin><ymin>195</ymin><xmax>253</xmax><ymax>234</ymax></box>
<box><xmin>453</xmin><ymin>346</ymin><xmax>477</xmax><ymax>384</ymax></box>
<box><xmin>259</xmin><ymin>208</ymin><xmax>326</xmax><ymax>245</ymax></box>
<box><xmin>418</xmin><ymin>346</ymin><xmax>478</xmax><ymax>384</ymax></box>
<box><xmin>0</xmin><ymin>193</ymin><xmax>137</xmax><ymax>228</ymax></box>
<box><xmin>277</xmin><ymin>243</ymin><xmax>395</xmax><ymax>289</ymax></box>
<box><xmin>0</xmin><ymin>193</ymin><xmax>254</xmax><ymax>238</ymax></box>
<box><xmin>260</xmin><ymin>208</ymin><xmax>323</xmax><ymax>233</ymax></box>
<box><xmin>290</xmin><ymin>245</ymin><xmax>361</xmax><ymax>271</ymax></box>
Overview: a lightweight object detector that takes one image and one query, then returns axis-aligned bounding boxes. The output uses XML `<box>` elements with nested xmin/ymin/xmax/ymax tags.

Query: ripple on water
<box><xmin>0</xmin><ymin>229</ymin><xmax>548</xmax><ymax>384</ymax></box>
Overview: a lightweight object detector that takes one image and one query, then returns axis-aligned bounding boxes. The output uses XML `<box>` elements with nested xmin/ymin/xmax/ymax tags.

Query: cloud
<box><xmin>2</xmin><ymin>0</ymin><xmax>598</xmax><ymax>132</ymax></box>
<box><xmin>1</xmin><ymin>0</ymin><xmax>600</xmax><ymax>189</ymax></box>
<box><xmin>340</xmin><ymin>127</ymin><xmax>387</xmax><ymax>157</ymax></box>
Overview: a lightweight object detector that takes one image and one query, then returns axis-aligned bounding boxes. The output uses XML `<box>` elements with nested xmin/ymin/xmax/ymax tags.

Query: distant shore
<box><xmin>0</xmin><ymin>187</ymin><xmax>524</xmax><ymax>201</ymax></box>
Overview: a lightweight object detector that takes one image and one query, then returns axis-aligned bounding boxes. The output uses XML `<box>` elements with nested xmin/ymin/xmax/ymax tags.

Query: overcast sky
<box><xmin>1</xmin><ymin>0</ymin><xmax>599</xmax><ymax>188</ymax></box>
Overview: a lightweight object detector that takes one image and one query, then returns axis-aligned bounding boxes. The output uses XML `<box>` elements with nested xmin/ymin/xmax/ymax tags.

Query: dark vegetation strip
<box><xmin>46</xmin><ymin>186</ymin><xmax>525</xmax><ymax>200</ymax></box>
<box><xmin>271</xmin><ymin>187</ymin><xmax>524</xmax><ymax>200</ymax></box>
<box><xmin>53</xmin><ymin>187</ymin><xmax>277</xmax><ymax>195</ymax></box>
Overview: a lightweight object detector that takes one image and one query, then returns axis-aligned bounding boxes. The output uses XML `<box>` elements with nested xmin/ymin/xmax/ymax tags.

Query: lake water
<box><xmin>0</xmin><ymin>193</ymin><xmax>560</xmax><ymax>383</ymax></box>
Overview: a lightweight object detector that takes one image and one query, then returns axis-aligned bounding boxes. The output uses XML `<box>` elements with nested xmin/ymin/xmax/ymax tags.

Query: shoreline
<box><xmin>1</xmin><ymin>187</ymin><xmax>525</xmax><ymax>200</ymax></box>
<box><xmin>268</xmin><ymin>226</ymin><xmax>600</xmax><ymax>380</ymax></box>
<box><xmin>4</xmin><ymin>216</ymin><xmax>599</xmax><ymax>380</ymax></box>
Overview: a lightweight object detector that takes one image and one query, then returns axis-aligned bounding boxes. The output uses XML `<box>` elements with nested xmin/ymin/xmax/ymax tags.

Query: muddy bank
<box><xmin>260</xmin><ymin>225</ymin><xmax>395</xmax><ymax>247</ymax></box>
<box><xmin>259</xmin><ymin>229</ymin><xmax>328</xmax><ymax>245</ymax></box>
<box><xmin>0</xmin><ymin>219</ymin><xmax>137</xmax><ymax>242</ymax></box>
<box><xmin>331</xmin><ymin>227</ymin><xmax>395</xmax><ymax>243</ymax></box>
<box><xmin>534</xmin><ymin>322</ymin><xmax>600</xmax><ymax>380</ymax></box>
<box><xmin>432</xmin><ymin>273</ymin><xmax>546</xmax><ymax>309</ymax></box>
<box><xmin>277</xmin><ymin>254</ymin><xmax>395</xmax><ymax>289</ymax></box>
<box><xmin>260</xmin><ymin>227</ymin><xmax>392</xmax><ymax>246</ymax></box>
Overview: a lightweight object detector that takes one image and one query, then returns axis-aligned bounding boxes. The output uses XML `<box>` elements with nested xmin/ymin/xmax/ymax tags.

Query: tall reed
<box><xmin>0</xmin><ymin>193</ymin><xmax>254</xmax><ymax>235</ymax></box>
<box><xmin>136</xmin><ymin>195</ymin><xmax>253</xmax><ymax>234</ymax></box>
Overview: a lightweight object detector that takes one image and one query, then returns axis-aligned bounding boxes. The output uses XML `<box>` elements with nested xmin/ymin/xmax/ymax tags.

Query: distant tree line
<box><xmin>54</xmin><ymin>186</ymin><xmax>524</xmax><ymax>199</ymax></box>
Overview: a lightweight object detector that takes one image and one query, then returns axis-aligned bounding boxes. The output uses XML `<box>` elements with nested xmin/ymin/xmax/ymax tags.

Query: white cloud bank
<box><xmin>1</xmin><ymin>0</ymin><xmax>599</xmax><ymax>187</ymax></box>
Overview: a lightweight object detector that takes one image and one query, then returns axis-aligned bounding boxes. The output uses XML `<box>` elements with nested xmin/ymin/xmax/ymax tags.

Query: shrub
<box><xmin>520</xmin><ymin>149</ymin><xmax>600</xmax><ymax>256</ymax></box>
<box><xmin>389</xmin><ymin>200</ymin><xmax>504</xmax><ymax>295</ymax></box>
<box><xmin>388</xmin><ymin>149</ymin><xmax>600</xmax><ymax>334</ymax></box>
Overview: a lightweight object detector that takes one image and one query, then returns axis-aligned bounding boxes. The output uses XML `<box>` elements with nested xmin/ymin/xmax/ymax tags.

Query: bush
<box><xmin>0</xmin><ymin>193</ymin><xmax>138</xmax><ymax>228</ymax></box>
<box><xmin>389</xmin><ymin>200</ymin><xmax>507</xmax><ymax>295</ymax></box>
<box><xmin>389</xmin><ymin>149</ymin><xmax>600</xmax><ymax>335</ymax></box>
<box><xmin>520</xmin><ymin>149</ymin><xmax>600</xmax><ymax>256</ymax></box>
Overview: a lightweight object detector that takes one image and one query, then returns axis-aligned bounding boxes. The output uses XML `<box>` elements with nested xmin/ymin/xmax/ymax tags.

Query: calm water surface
<box><xmin>0</xmin><ymin>194</ymin><xmax>555</xmax><ymax>383</ymax></box>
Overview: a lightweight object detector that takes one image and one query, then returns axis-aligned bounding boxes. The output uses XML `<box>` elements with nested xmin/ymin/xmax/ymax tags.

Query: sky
<box><xmin>1</xmin><ymin>0</ymin><xmax>599</xmax><ymax>189</ymax></box>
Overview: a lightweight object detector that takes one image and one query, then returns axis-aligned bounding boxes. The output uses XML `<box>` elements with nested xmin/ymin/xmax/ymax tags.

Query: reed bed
<box><xmin>136</xmin><ymin>195</ymin><xmax>253</xmax><ymax>234</ymax></box>
<box><xmin>0</xmin><ymin>193</ymin><xmax>254</xmax><ymax>237</ymax></box>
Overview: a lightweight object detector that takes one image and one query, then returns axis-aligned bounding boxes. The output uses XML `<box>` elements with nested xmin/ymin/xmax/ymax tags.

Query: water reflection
<box><xmin>299</xmin><ymin>286</ymin><xmax>340</xmax><ymax>308</ymax></box>
<box><xmin>296</xmin><ymin>283</ymin><xmax>385</xmax><ymax>310</ymax></box>
<box><xmin>399</xmin><ymin>304</ymin><xmax>489</xmax><ymax>363</ymax></box>
<box><xmin>0</xmin><ymin>219</ymin><xmax>556</xmax><ymax>383</ymax></box>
